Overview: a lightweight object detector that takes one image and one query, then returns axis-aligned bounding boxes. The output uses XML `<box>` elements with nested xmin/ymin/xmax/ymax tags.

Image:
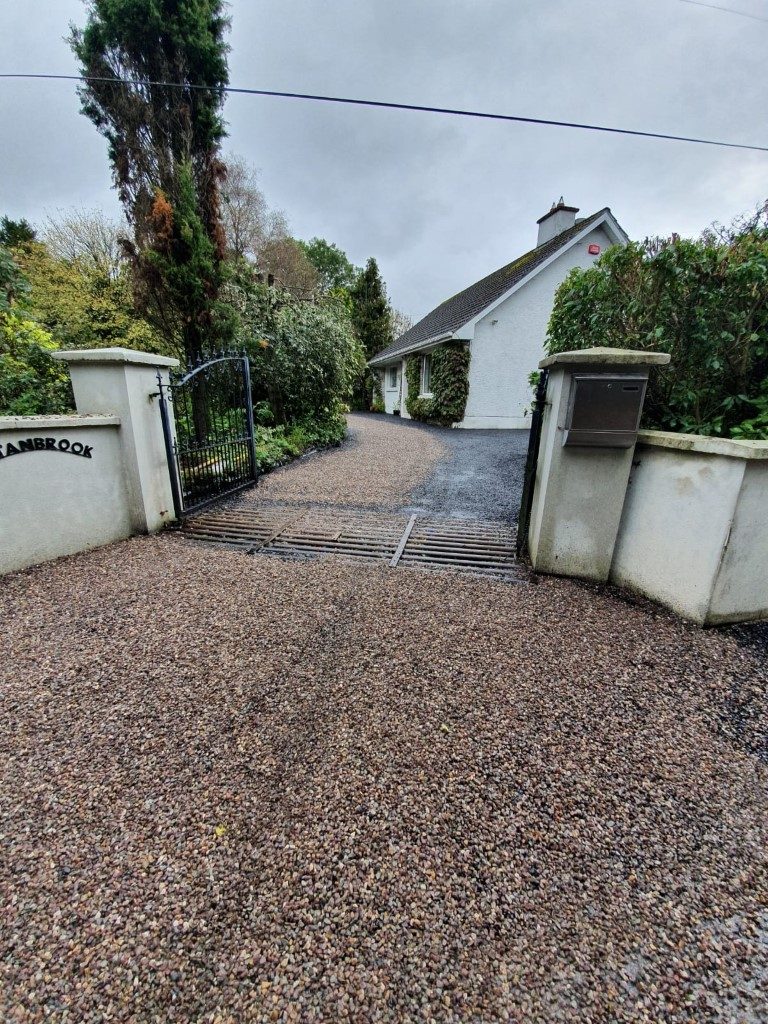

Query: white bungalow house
<box><xmin>369</xmin><ymin>201</ymin><xmax>629</xmax><ymax>428</ymax></box>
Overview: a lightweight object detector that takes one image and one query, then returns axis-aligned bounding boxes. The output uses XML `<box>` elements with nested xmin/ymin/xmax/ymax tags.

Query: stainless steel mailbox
<box><xmin>563</xmin><ymin>373</ymin><xmax>648</xmax><ymax>448</ymax></box>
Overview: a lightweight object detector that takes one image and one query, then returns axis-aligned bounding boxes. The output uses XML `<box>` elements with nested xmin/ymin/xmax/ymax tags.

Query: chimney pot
<box><xmin>537</xmin><ymin>199</ymin><xmax>579</xmax><ymax>246</ymax></box>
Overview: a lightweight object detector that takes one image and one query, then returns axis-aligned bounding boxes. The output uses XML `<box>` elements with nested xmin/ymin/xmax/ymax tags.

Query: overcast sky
<box><xmin>1</xmin><ymin>0</ymin><xmax>766</xmax><ymax>320</ymax></box>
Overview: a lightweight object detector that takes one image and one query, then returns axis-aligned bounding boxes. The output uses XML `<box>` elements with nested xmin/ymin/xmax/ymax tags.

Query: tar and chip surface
<box><xmin>2</xmin><ymin>415</ymin><xmax>766</xmax><ymax>1022</ymax></box>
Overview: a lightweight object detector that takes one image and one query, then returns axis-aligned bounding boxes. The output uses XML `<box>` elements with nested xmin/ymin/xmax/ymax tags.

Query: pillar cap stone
<box><xmin>52</xmin><ymin>347</ymin><xmax>179</xmax><ymax>369</ymax></box>
<box><xmin>637</xmin><ymin>429</ymin><xmax>768</xmax><ymax>461</ymax></box>
<box><xmin>539</xmin><ymin>346</ymin><xmax>670</xmax><ymax>369</ymax></box>
<box><xmin>0</xmin><ymin>414</ymin><xmax>121</xmax><ymax>430</ymax></box>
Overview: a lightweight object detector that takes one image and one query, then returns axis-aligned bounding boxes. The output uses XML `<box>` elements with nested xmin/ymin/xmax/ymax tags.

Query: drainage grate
<box><xmin>179</xmin><ymin>506</ymin><xmax>522</xmax><ymax>580</ymax></box>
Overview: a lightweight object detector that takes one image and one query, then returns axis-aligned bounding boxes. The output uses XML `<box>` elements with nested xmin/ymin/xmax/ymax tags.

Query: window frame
<box><xmin>420</xmin><ymin>353</ymin><xmax>433</xmax><ymax>397</ymax></box>
<box><xmin>387</xmin><ymin>366</ymin><xmax>399</xmax><ymax>390</ymax></box>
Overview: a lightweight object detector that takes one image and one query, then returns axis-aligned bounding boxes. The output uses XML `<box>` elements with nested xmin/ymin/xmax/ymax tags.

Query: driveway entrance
<box><xmin>178</xmin><ymin>413</ymin><xmax>529</xmax><ymax>578</ymax></box>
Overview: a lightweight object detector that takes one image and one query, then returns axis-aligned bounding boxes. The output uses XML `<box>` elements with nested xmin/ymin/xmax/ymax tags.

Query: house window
<box><xmin>388</xmin><ymin>366</ymin><xmax>398</xmax><ymax>389</ymax></box>
<box><xmin>420</xmin><ymin>354</ymin><xmax>432</xmax><ymax>395</ymax></box>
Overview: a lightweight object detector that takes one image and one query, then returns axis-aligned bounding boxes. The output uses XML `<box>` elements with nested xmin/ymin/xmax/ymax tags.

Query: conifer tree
<box><xmin>349</xmin><ymin>257</ymin><xmax>393</xmax><ymax>409</ymax></box>
<box><xmin>350</xmin><ymin>258</ymin><xmax>392</xmax><ymax>359</ymax></box>
<box><xmin>70</xmin><ymin>0</ymin><xmax>232</xmax><ymax>363</ymax></box>
<box><xmin>0</xmin><ymin>217</ymin><xmax>36</xmax><ymax>248</ymax></box>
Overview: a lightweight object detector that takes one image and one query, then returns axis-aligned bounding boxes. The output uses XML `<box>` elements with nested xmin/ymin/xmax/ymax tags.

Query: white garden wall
<box><xmin>0</xmin><ymin>348</ymin><xmax>179</xmax><ymax>577</ymax></box>
<box><xmin>0</xmin><ymin>416</ymin><xmax>131</xmax><ymax>575</ymax></box>
<box><xmin>611</xmin><ymin>432</ymin><xmax>768</xmax><ymax>625</ymax></box>
<box><xmin>526</xmin><ymin>350</ymin><xmax>768</xmax><ymax>626</ymax></box>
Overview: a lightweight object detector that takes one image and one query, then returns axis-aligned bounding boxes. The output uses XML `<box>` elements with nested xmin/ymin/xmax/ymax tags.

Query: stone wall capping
<box><xmin>0</xmin><ymin>415</ymin><xmax>120</xmax><ymax>430</ymax></box>
<box><xmin>52</xmin><ymin>347</ymin><xmax>179</xmax><ymax>369</ymax></box>
<box><xmin>539</xmin><ymin>346</ymin><xmax>671</xmax><ymax>369</ymax></box>
<box><xmin>637</xmin><ymin>429</ymin><xmax>768</xmax><ymax>460</ymax></box>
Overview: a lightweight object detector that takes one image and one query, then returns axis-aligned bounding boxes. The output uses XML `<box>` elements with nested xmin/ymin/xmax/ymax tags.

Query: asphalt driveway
<box><xmin>400</xmin><ymin>420</ymin><xmax>529</xmax><ymax>522</ymax></box>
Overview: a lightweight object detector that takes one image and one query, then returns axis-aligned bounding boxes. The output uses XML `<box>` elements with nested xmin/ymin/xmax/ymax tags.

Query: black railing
<box><xmin>157</xmin><ymin>354</ymin><xmax>258</xmax><ymax>518</ymax></box>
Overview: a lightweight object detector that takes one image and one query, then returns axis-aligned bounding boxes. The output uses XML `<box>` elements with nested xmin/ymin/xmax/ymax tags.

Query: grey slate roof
<box><xmin>370</xmin><ymin>208</ymin><xmax>612</xmax><ymax>365</ymax></box>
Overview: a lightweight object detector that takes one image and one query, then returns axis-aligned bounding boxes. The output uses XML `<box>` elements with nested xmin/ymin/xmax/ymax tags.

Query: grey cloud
<box><xmin>1</xmin><ymin>0</ymin><xmax>765</xmax><ymax>320</ymax></box>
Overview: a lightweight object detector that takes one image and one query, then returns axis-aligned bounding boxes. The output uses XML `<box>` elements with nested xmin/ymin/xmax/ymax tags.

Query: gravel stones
<box><xmin>246</xmin><ymin>413</ymin><xmax>448</xmax><ymax>510</ymax></box>
<box><xmin>1</xmin><ymin>538</ymin><xmax>767</xmax><ymax>1022</ymax></box>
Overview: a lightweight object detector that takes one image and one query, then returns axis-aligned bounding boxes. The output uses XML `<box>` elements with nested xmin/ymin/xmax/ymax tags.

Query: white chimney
<box><xmin>537</xmin><ymin>197</ymin><xmax>579</xmax><ymax>246</ymax></box>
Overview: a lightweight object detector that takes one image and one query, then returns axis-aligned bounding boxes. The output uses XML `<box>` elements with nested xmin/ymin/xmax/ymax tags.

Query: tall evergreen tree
<box><xmin>0</xmin><ymin>217</ymin><xmax>37</xmax><ymax>248</ymax></box>
<box><xmin>70</xmin><ymin>1</ymin><xmax>232</xmax><ymax>363</ymax></box>
<box><xmin>349</xmin><ymin>257</ymin><xmax>392</xmax><ymax>409</ymax></box>
<box><xmin>350</xmin><ymin>257</ymin><xmax>392</xmax><ymax>359</ymax></box>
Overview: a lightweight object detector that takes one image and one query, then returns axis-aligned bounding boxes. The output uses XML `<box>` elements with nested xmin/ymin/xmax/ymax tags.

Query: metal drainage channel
<box><xmin>180</xmin><ymin>507</ymin><xmax>521</xmax><ymax>580</ymax></box>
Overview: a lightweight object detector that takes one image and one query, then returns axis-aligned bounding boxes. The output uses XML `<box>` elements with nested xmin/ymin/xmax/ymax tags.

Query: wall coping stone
<box><xmin>0</xmin><ymin>414</ymin><xmax>121</xmax><ymax>430</ymax></box>
<box><xmin>539</xmin><ymin>346</ymin><xmax>671</xmax><ymax>369</ymax></box>
<box><xmin>637</xmin><ymin>429</ymin><xmax>768</xmax><ymax>461</ymax></box>
<box><xmin>52</xmin><ymin>347</ymin><xmax>179</xmax><ymax>368</ymax></box>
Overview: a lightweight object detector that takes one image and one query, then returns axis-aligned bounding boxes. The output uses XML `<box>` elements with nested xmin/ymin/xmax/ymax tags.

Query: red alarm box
<box><xmin>588</xmin><ymin>243</ymin><xmax>601</xmax><ymax>255</ymax></box>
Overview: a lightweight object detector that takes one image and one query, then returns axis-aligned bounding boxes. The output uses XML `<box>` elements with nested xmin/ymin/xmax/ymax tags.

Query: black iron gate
<box><xmin>516</xmin><ymin>368</ymin><xmax>549</xmax><ymax>557</ymax></box>
<box><xmin>157</xmin><ymin>354</ymin><xmax>258</xmax><ymax>518</ymax></box>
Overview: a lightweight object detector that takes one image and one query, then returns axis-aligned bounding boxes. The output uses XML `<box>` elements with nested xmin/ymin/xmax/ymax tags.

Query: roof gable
<box><xmin>370</xmin><ymin>208</ymin><xmax>626</xmax><ymax>365</ymax></box>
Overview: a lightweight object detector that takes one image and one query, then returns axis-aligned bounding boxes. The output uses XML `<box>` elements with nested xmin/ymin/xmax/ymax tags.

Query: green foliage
<box><xmin>547</xmin><ymin>209</ymin><xmax>768</xmax><ymax>438</ymax></box>
<box><xmin>14</xmin><ymin>241</ymin><xmax>167</xmax><ymax>354</ymax></box>
<box><xmin>405</xmin><ymin>342</ymin><xmax>471</xmax><ymax>426</ymax></box>
<box><xmin>730</xmin><ymin>380</ymin><xmax>768</xmax><ymax>440</ymax></box>
<box><xmin>370</xmin><ymin>369</ymin><xmax>384</xmax><ymax>413</ymax></box>
<box><xmin>70</xmin><ymin>0</ymin><xmax>232</xmax><ymax>362</ymax></box>
<box><xmin>298</xmin><ymin>237</ymin><xmax>358</xmax><ymax>293</ymax></box>
<box><xmin>350</xmin><ymin>257</ymin><xmax>392</xmax><ymax>360</ymax></box>
<box><xmin>231</xmin><ymin>280</ymin><xmax>364</xmax><ymax>430</ymax></box>
<box><xmin>140</xmin><ymin>162</ymin><xmax>235</xmax><ymax>359</ymax></box>
<box><xmin>0</xmin><ymin>313</ymin><xmax>73</xmax><ymax>415</ymax></box>
<box><xmin>255</xmin><ymin>415</ymin><xmax>346</xmax><ymax>472</ymax></box>
<box><xmin>349</xmin><ymin>257</ymin><xmax>392</xmax><ymax>410</ymax></box>
<box><xmin>0</xmin><ymin>246</ymin><xmax>73</xmax><ymax>415</ymax></box>
<box><xmin>0</xmin><ymin>246</ymin><xmax>31</xmax><ymax>311</ymax></box>
<box><xmin>0</xmin><ymin>216</ymin><xmax>36</xmax><ymax>248</ymax></box>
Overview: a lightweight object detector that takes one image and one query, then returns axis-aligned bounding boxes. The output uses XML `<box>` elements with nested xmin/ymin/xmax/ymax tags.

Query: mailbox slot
<box><xmin>563</xmin><ymin>373</ymin><xmax>648</xmax><ymax>448</ymax></box>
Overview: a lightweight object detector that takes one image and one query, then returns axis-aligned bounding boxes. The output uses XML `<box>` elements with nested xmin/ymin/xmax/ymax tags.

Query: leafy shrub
<box><xmin>255</xmin><ymin>415</ymin><xmax>345</xmax><ymax>471</ymax></box>
<box><xmin>405</xmin><ymin>341</ymin><xmax>470</xmax><ymax>425</ymax></box>
<box><xmin>546</xmin><ymin>206</ymin><xmax>768</xmax><ymax>438</ymax></box>
<box><xmin>371</xmin><ymin>368</ymin><xmax>384</xmax><ymax>411</ymax></box>
<box><xmin>0</xmin><ymin>313</ymin><xmax>73</xmax><ymax>415</ymax></box>
<box><xmin>231</xmin><ymin>282</ymin><xmax>364</xmax><ymax>431</ymax></box>
<box><xmin>730</xmin><ymin>380</ymin><xmax>768</xmax><ymax>440</ymax></box>
<box><xmin>0</xmin><ymin>246</ymin><xmax>73</xmax><ymax>414</ymax></box>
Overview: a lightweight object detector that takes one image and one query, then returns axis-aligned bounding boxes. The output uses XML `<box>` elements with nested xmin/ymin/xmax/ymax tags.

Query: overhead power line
<box><xmin>677</xmin><ymin>0</ymin><xmax>768</xmax><ymax>23</ymax></box>
<box><xmin>1</xmin><ymin>72</ymin><xmax>767</xmax><ymax>154</ymax></box>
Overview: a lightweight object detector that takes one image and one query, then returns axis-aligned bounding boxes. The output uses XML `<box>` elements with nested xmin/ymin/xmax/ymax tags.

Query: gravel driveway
<box><xmin>2</xmin><ymin>536</ymin><xmax>767</xmax><ymax>1023</ymax></box>
<box><xmin>244</xmin><ymin>414</ymin><xmax>448</xmax><ymax>511</ymax></box>
<box><xmin>2</xmin><ymin>415</ymin><xmax>767</xmax><ymax>1022</ymax></box>
<box><xmin>238</xmin><ymin>413</ymin><xmax>527</xmax><ymax>523</ymax></box>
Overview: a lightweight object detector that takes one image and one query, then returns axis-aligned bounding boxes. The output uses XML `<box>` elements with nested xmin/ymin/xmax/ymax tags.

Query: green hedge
<box><xmin>547</xmin><ymin>210</ymin><xmax>768</xmax><ymax>438</ymax></box>
<box><xmin>405</xmin><ymin>341</ymin><xmax>470</xmax><ymax>426</ymax></box>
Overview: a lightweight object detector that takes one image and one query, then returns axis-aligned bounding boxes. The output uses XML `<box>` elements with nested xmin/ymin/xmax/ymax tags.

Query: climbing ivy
<box><xmin>371</xmin><ymin>369</ymin><xmax>385</xmax><ymax>413</ymax></box>
<box><xmin>405</xmin><ymin>341</ymin><xmax>470</xmax><ymax>426</ymax></box>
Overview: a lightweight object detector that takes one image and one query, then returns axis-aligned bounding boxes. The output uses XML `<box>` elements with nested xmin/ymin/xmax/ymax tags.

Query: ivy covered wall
<box><xmin>405</xmin><ymin>341</ymin><xmax>470</xmax><ymax>426</ymax></box>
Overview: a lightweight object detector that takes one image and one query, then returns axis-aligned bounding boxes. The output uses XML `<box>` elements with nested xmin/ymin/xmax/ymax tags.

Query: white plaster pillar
<box><xmin>527</xmin><ymin>347</ymin><xmax>670</xmax><ymax>581</ymax></box>
<box><xmin>53</xmin><ymin>348</ymin><xmax>180</xmax><ymax>533</ymax></box>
